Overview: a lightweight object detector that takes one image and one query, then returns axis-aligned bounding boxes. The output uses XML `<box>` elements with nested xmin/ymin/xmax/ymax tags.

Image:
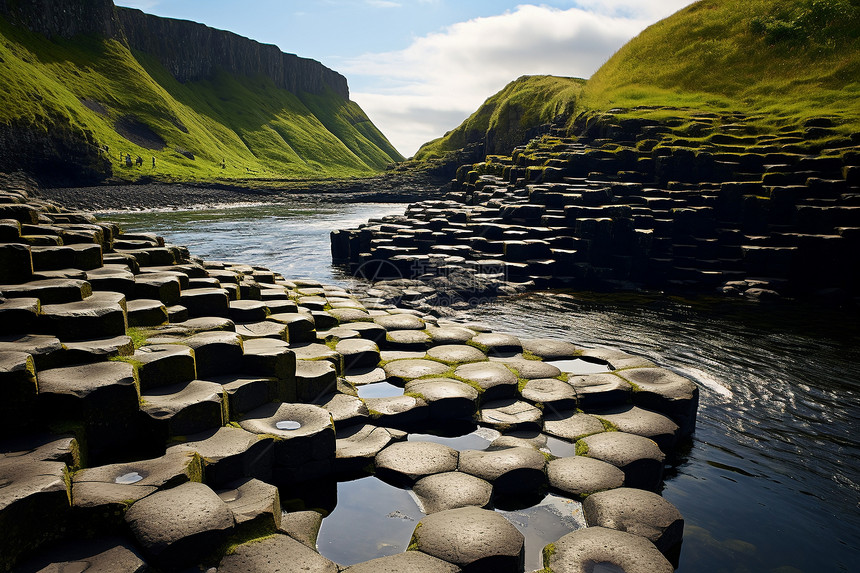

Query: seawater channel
<box><xmin>100</xmin><ymin>197</ymin><xmax>860</xmax><ymax>572</ymax></box>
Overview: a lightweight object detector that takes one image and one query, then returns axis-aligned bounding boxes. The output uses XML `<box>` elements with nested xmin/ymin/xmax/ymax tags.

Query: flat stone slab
<box><xmin>547</xmin><ymin>456</ymin><xmax>625</xmax><ymax>498</ymax></box>
<box><xmin>500</xmin><ymin>357</ymin><xmax>561</xmax><ymax>379</ymax></box>
<box><xmin>594</xmin><ymin>406</ymin><xmax>680</xmax><ymax>451</ymax></box>
<box><xmin>404</xmin><ymin>377</ymin><xmax>479</xmax><ymax>419</ymax></box>
<box><xmin>410</xmin><ymin>506</ymin><xmax>524</xmax><ymax>572</ymax></box>
<box><xmin>544</xmin><ymin>526</ymin><xmax>673</xmax><ymax>573</ymax></box>
<box><xmin>616</xmin><ymin>367</ymin><xmax>699</xmax><ymax>436</ymax></box>
<box><xmin>314</xmin><ymin>392</ymin><xmax>369</xmax><ymax>428</ymax></box>
<box><xmin>521</xmin><ymin>378</ymin><xmax>577</xmax><ymax>407</ymax></box>
<box><xmin>454</xmin><ymin>362</ymin><xmax>517</xmax><ymax>399</ymax></box>
<box><xmin>0</xmin><ymin>334</ymin><xmax>63</xmax><ymax>369</ymax></box>
<box><xmin>125</xmin><ymin>481</ymin><xmax>233</xmax><ymax>567</ymax></box>
<box><xmin>133</xmin><ymin>344</ymin><xmax>196</xmax><ymax>390</ymax></box>
<box><xmin>569</xmin><ymin>373</ymin><xmax>631</xmax><ymax>408</ymax></box>
<box><xmin>470</xmin><ymin>332</ymin><xmax>522</xmax><ymax>356</ymax></box>
<box><xmin>37</xmin><ymin>361</ymin><xmax>139</xmax><ymax>419</ymax></box>
<box><xmin>183</xmin><ymin>331</ymin><xmax>244</xmax><ymax>378</ymax></box>
<box><xmin>239</xmin><ymin>402</ymin><xmax>335</xmax><ymax>483</ymax></box>
<box><xmin>426</xmin><ymin>325</ymin><xmax>477</xmax><ymax>345</ymax></box>
<box><xmin>343</xmin><ymin>551</ymin><xmax>461</xmax><ymax>573</ymax></box>
<box><xmin>458</xmin><ymin>446</ymin><xmax>547</xmax><ymax>493</ymax></box>
<box><xmin>218</xmin><ymin>533</ymin><xmax>338</xmax><ymax>573</ymax></box>
<box><xmin>0</xmin><ymin>458</ymin><xmax>70</xmax><ymax>568</ymax></box>
<box><xmin>413</xmin><ymin>471</ymin><xmax>493</xmax><ymax>514</ymax></box>
<box><xmin>335</xmin><ymin>424</ymin><xmax>399</xmax><ymax>473</ymax></box>
<box><xmin>336</xmin><ymin>338</ymin><xmax>380</xmax><ymax>370</ymax></box>
<box><xmin>344</xmin><ymin>366</ymin><xmax>387</xmax><ymax>386</ymax></box>
<box><xmin>235</xmin><ymin>320</ymin><xmax>288</xmax><ymax>340</ymax></box>
<box><xmin>12</xmin><ymin>537</ymin><xmax>148</xmax><ymax>573</ymax></box>
<box><xmin>479</xmin><ymin>399</ymin><xmax>542</xmax><ymax>429</ymax></box>
<box><xmin>169</xmin><ymin>426</ymin><xmax>273</xmax><ymax>487</ymax></box>
<box><xmin>375</xmin><ymin>440</ymin><xmax>458</xmax><ymax>485</ymax></box>
<box><xmin>578</xmin><ymin>432</ymin><xmax>665</xmax><ymax>492</ymax></box>
<box><xmin>279</xmin><ymin>510</ymin><xmax>323</xmax><ymax>549</ymax></box>
<box><xmin>385</xmin><ymin>329</ymin><xmax>431</xmax><ymax>349</ymax></box>
<box><xmin>383</xmin><ymin>359</ymin><xmax>449</xmax><ymax>384</ymax></box>
<box><xmin>218</xmin><ymin>477</ymin><xmax>281</xmax><ymax>530</ymax></box>
<box><xmin>0</xmin><ymin>278</ymin><xmax>91</xmax><ymax>304</ymax></box>
<box><xmin>583</xmin><ymin>487</ymin><xmax>684</xmax><ymax>554</ymax></box>
<box><xmin>40</xmin><ymin>294</ymin><xmax>127</xmax><ymax>340</ymax></box>
<box><xmin>521</xmin><ymin>338</ymin><xmax>580</xmax><ymax>359</ymax></box>
<box><xmin>141</xmin><ymin>379</ymin><xmax>225</xmax><ymax>437</ymax></box>
<box><xmin>544</xmin><ymin>412</ymin><xmax>606</xmax><ymax>441</ymax></box>
<box><xmin>374</xmin><ymin>313</ymin><xmax>426</xmax><ymax>330</ymax></box>
<box><xmin>426</xmin><ymin>344</ymin><xmax>488</xmax><ymax>364</ymax></box>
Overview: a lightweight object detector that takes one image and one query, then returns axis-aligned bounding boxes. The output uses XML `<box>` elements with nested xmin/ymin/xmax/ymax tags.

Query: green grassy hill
<box><xmin>0</xmin><ymin>16</ymin><xmax>403</xmax><ymax>184</ymax></box>
<box><xmin>416</xmin><ymin>0</ymin><xmax>859</xmax><ymax>165</ymax></box>
<box><xmin>579</xmin><ymin>0</ymin><xmax>860</xmax><ymax>137</ymax></box>
<box><xmin>414</xmin><ymin>75</ymin><xmax>584</xmax><ymax>162</ymax></box>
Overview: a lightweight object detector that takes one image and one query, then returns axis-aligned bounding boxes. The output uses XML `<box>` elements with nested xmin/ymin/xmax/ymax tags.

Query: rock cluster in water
<box><xmin>333</xmin><ymin>114</ymin><xmax>860</xmax><ymax>304</ymax></box>
<box><xmin>1</xmin><ymin>173</ymin><xmax>697</xmax><ymax>572</ymax></box>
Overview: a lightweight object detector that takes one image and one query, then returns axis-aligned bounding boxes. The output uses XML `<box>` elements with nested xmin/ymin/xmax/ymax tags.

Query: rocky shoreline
<box><xmin>1</xmin><ymin>173</ymin><xmax>697</xmax><ymax>572</ymax></box>
<box><xmin>34</xmin><ymin>169</ymin><xmax>448</xmax><ymax>212</ymax></box>
<box><xmin>333</xmin><ymin>112</ymin><xmax>860</xmax><ymax>304</ymax></box>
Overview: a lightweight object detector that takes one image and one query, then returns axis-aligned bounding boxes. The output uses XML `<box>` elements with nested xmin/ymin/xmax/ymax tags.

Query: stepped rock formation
<box><xmin>0</xmin><ymin>172</ymin><xmax>695</xmax><ymax>572</ymax></box>
<box><xmin>334</xmin><ymin>111</ymin><xmax>860</xmax><ymax>301</ymax></box>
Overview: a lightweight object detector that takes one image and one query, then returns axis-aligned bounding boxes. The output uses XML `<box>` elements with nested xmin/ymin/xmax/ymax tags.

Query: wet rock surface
<box><xmin>0</xmin><ymin>179</ymin><xmax>698</xmax><ymax>572</ymax></box>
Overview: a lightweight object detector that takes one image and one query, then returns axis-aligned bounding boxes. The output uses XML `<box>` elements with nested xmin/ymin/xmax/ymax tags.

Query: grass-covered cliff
<box><xmin>581</xmin><ymin>0</ymin><xmax>860</xmax><ymax>137</ymax></box>
<box><xmin>414</xmin><ymin>75</ymin><xmax>584</xmax><ymax>162</ymax></box>
<box><xmin>417</xmin><ymin>0</ymin><xmax>859</xmax><ymax>164</ymax></box>
<box><xmin>0</xmin><ymin>4</ymin><xmax>403</xmax><ymax>184</ymax></box>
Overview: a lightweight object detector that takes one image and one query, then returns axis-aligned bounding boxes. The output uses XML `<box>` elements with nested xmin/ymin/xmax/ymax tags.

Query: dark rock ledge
<box><xmin>333</xmin><ymin>119</ymin><xmax>860</xmax><ymax>306</ymax></box>
<box><xmin>1</xmin><ymin>172</ymin><xmax>696</xmax><ymax>572</ymax></box>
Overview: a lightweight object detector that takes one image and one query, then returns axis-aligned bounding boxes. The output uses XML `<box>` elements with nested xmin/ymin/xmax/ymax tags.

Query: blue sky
<box><xmin>116</xmin><ymin>1</ymin><xmax>695</xmax><ymax>156</ymax></box>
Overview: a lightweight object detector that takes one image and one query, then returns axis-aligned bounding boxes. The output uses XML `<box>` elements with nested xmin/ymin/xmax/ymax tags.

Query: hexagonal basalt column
<box><xmin>547</xmin><ymin>456</ymin><xmax>625</xmax><ymax>498</ymax></box>
<box><xmin>125</xmin><ymin>481</ymin><xmax>234</xmax><ymax>569</ymax></box>
<box><xmin>409</xmin><ymin>506</ymin><xmax>524</xmax><ymax>572</ymax></box>
<box><xmin>0</xmin><ymin>458</ymin><xmax>70</xmax><ymax>571</ymax></box>
<box><xmin>543</xmin><ymin>526</ymin><xmax>673</xmax><ymax>573</ymax></box>
<box><xmin>616</xmin><ymin>367</ymin><xmax>699</xmax><ymax>436</ymax></box>
<box><xmin>240</xmin><ymin>403</ymin><xmax>335</xmax><ymax>485</ymax></box>
<box><xmin>583</xmin><ymin>487</ymin><xmax>684</xmax><ymax>555</ymax></box>
<box><xmin>458</xmin><ymin>446</ymin><xmax>547</xmax><ymax>495</ymax></box>
<box><xmin>374</xmin><ymin>441</ymin><xmax>458</xmax><ymax>486</ymax></box>
<box><xmin>577</xmin><ymin>432</ymin><xmax>665</xmax><ymax>492</ymax></box>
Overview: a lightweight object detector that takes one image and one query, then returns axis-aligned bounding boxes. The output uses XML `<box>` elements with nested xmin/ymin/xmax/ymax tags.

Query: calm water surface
<box><xmin>106</xmin><ymin>199</ymin><xmax>860</xmax><ymax>572</ymax></box>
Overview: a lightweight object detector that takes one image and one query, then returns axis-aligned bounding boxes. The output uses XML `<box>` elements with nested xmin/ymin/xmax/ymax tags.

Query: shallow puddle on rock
<box><xmin>114</xmin><ymin>471</ymin><xmax>144</xmax><ymax>484</ymax></box>
<box><xmin>543</xmin><ymin>435</ymin><xmax>578</xmax><ymax>458</ymax></box>
<box><xmin>545</xmin><ymin>358</ymin><xmax>611</xmax><ymax>375</ymax></box>
<box><xmin>356</xmin><ymin>381</ymin><xmax>404</xmax><ymax>399</ymax></box>
<box><xmin>408</xmin><ymin>426</ymin><xmax>499</xmax><ymax>451</ymax></box>
<box><xmin>275</xmin><ymin>420</ymin><xmax>302</xmax><ymax>430</ymax></box>
<box><xmin>496</xmin><ymin>493</ymin><xmax>586</xmax><ymax>572</ymax></box>
<box><xmin>316</xmin><ymin>476</ymin><xmax>423</xmax><ymax>566</ymax></box>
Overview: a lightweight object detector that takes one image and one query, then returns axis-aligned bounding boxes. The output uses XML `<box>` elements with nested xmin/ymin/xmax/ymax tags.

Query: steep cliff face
<box><xmin>0</xmin><ymin>0</ymin><xmax>401</xmax><ymax>183</ymax></box>
<box><xmin>116</xmin><ymin>8</ymin><xmax>349</xmax><ymax>100</ymax></box>
<box><xmin>0</xmin><ymin>0</ymin><xmax>119</xmax><ymax>39</ymax></box>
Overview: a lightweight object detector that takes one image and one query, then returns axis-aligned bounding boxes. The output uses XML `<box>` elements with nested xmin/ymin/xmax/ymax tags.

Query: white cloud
<box><xmin>345</xmin><ymin>4</ymin><xmax>674</xmax><ymax>157</ymax></box>
<box><xmin>366</xmin><ymin>0</ymin><xmax>402</xmax><ymax>8</ymax></box>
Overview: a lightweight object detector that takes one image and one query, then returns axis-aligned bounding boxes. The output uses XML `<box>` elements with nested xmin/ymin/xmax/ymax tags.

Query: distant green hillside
<box><xmin>416</xmin><ymin>0</ymin><xmax>859</xmax><ymax>165</ymax></box>
<box><xmin>414</xmin><ymin>75</ymin><xmax>584</xmax><ymax>161</ymax></box>
<box><xmin>579</xmin><ymin>0</ymin><xmax>860</xmax><ymax>135</ymax></box>
<box><xmin>0</xmin><ymin>16</ymin><xmax>403</xmax><ymax>183</ymax></box>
